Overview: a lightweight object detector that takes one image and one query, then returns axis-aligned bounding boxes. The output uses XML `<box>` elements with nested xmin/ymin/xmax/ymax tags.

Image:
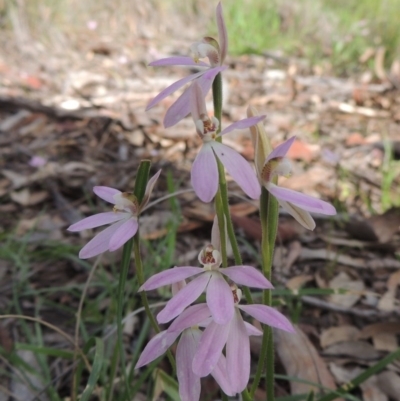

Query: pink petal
<box><xmin>149</xmin><ymin>56</ymin><xmax>209</xmax><ymax>68</ymax></box>
<box><xmin>108</xmin><ymin>217</ymin><xmax>138</xmax><ymax>251</ymax></box>
<box><xmin>139</xmin><ymin>267</ymin><xmax>203</xmax><ymax>291</ymax></box>
<box><xmin>135</xmin><ymin>330</ymin><xmax>179</xmax><ymax>368</ymax></box>
<box><xmin>277</xmin><ymin>198</ymin><xmax>316</xmax><ymax>230</ymax></box>
<box><xmin>265</xmin><ymin>136</ymin><xmax>296</xmax><ymax>164</ymax></box>
<box><xmin>93</xmin><ymin>186</ymin><xmax>121</xmax><ymax>204</ymax></box>
<box><xmin>146</xmin><ymin>71</ymin><xmax>205</xmax><ymax>110</ymax></box>
<box><xmin>211</xmin><ymin>355</ymin><xmax>235</xmax><ymax>396</ymax></box>
<box><xmin>190</xmin><ymin>81</ymin><xmax>208</xmax><ymax>123</ymax></box>
<box><xmin>163</xmin><ymin>66</ymin><xmax>226</xmax><ymax>128</ymax></box>
<box><xmin>157</xmin><ymin>273</ymin><xmax>211</xmax><ymax>324</ymax></box>
<box><xmin>168</xmin><ymin>304</ymin><xmax>211</xmax><ymax>333</ymax></box>
<box><xmin>192</xmin><ymin>320</ymin><xmax>231</xmax><ymax>377</ymax></box>
<box><xmin>140</xmin><ymin>169</ymin><xmax>161</xmax><ymax>210</ymax></box>
<box><xmin>220</xmin><ymin>265</ymin><xmax>273</xmax><ymax>289</ymax></box>
<box><xmin>163</xmin><ymin>84</ymin><xmax>192</xmax><ymax>128</ymax></box>
<box><xmin>226</xmin><ymin>310</ymin><xmax>250</xmax><ymax>393</ymax></box>
<box><xmin>191</xmin><ymin>143</ymin><xmax>218</xmax><ymax>203</ymax></box>
<box><xmin>216</xmin><ymin>2</ymin><xmax>228</xmax><ymax>64</ymax></box>
<box><xmin>238</xmin><ymin>304</ymin><xmax>295</xmax><ymax>333</ymax></box>
<box><xmin>68</xmin><ymin>212</ymin><xmax>127</xmax><ymax>232</ymax></box>
<box><xmin>219</xmin><ymin>116</ymin><xmax>266</xmax><ymax>136</ymax></box>
<box><xmin>267</xmin><ymin>183</ymin><xmax>336</xmax><ymax>215</ymax></box>
<box><xmin>244</xmin><ymin>322</ymin><xmax>263</xmax><ymax>336</ymax></box>
<box><xmin>177</xmin><ymin>329</ymin><xmax>202</xmax><ymax>401</ymax></box>
<box><xmin>212</xmin><ymin>142</ymin><xmax>261</xmax><ymax>199</ymax></box>
<box><xmin>206</xmin><ymin>273</ymin><xmax>234</xmax><ymax>324</ymax></box>
<box><xmin>172</xmin><ymin>280</ymin><xmax>187</xmax><ymax>296</ymax></box>
<box><xmin>79</xmin><ymin>219</ymin><xmax>126</xmax><ymax>259</ymax></box>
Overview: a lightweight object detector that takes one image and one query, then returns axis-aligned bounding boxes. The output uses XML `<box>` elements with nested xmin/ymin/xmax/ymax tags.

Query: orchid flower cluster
<box><xmin>68</xmin><ymin>3</ymin><xmax>336</xmax><ymax>400</ymax></box>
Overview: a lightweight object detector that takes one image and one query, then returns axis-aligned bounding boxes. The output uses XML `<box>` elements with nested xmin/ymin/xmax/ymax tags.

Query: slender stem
<box><xmin>72</xmin><ymin>256</ymin><xmax>101</xmax><ymax>401</ymax></box>
<box><xmin>215</xmin><ymin>190</ymin><xmax>228</xmax><ymax>267</ymax></box>
<box><xmin>251</xmin><ymin>187</ymin><xmax>279</xmax><ymax>399</ymax></box>
<box><xmin>212</xmin><ymin>73</ymin><xmax>223</xmax><ymax>125</ymax></box>
<box><xmin>117</xmin><ymin>239</ymin><xmax>134</xmax><ymax>400</ymax></box>
<box><xmin>212</xmin><ymin>72</ymin><xmax>254</xmax><ymax>304</ymax></box>
<box><xmin>241</xmin><ymin>388</ymin><xmax>253</xmax><ymax>401</ymax></box>
<box><xmin>134</xmin><ymin>231</ymin><xmax>176</xmax><ymax>372</ymax></box>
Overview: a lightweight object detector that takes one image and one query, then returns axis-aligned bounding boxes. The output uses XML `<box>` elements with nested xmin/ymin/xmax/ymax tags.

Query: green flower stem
<box><xmin>117</xmin><ymin>239</ymin><xmax>134</xmax><ymax>401</ymax></box>
<box><xmin>251</xmin><ymin>186</ymin><xmax>279</xmax><ymax>400</ymax></box>
<box><xmin>241</xmin><ymin>388</ymin><xmax>253</xmax><ymax>401</ymax></box>
<box><xmin>212</xmin><ymin>73</ymin><xmax>223</xmax><ymax>125</ymax></box>
<box><xmin>212</xmin><ymin>72</ymin><xmax>253</xmax><ymax>303</ymax></box>
<box><xmin>133</xmin><ymin>232</ymin><xmax>176</xmax><ymax>372</ymax></box>
<box><xmin>215</xmin><ymin>190</ymin><xmax>228</xmax><ymax>267</ymax></box>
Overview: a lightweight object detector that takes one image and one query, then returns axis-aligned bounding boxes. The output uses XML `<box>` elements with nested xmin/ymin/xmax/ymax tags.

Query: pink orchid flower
<box><xmin>68</xmin><ymin>170</ymin><xmax>161</xmax><ymax>259</ymax></box>
<box><xmin>190</xmin><ymin>82</ymin><xmax>264</xmax><ymax>202</ymax></box>
<box><xmin>165</xmin><ymin>293</ymin><xmax>294</xmax><ymax>396</ymax></box>
<box><xmin>135</xmin><ymin>307</ymin><xmax>234</xmax><ymax>401</ymax></box>
<box><xmin>140</xmin><ymin>244</ymin><xmax>272</xmax><ymax>325</ymax></box>
<box><xmin>247</xmin><ymin>107</ymin><xmax>336</xmax><ymax>229</ymax></box>
<box><xmin>261</xmin><ymin>137</ymin><xmax>336</xmax><ymax>229</ymax></box>
<box><xmin>146</xmin><ymin>2</ymin><xmax>228</xmax><ymax>128</ymax></box>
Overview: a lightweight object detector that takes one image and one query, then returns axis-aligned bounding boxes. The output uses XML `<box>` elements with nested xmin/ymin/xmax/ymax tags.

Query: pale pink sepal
<box><xmin>141</xmin><ymin>169</ymin><xmax>162</xmax><ymax>209</ymax></box>
<box><xmin>149</xmin><ymin>56</ymin><xmax>209</xmax><ymax>67</ymax></box>
<box><xmin>192</xmin><ymin>320</ymin><xmax>231</xmax><ymax>377</ymax></box>
<box><xmin>163</xmin><ymin>66</ymin><xmax>226</xmax><ymax>128</ymax></box>
<box><xmin>277</xmin><ymin>199</ymin><xmax>316</xmax><ymax>230</ymax></box>
<box><xmin>68</xmin><ymin>212</ymin><xmax>128</xmax><ymax>232</ymax></box>
<box><xmin>226</xmin><ymin>310</ymin><xmax>250</xmax><ymax>393</ymax></box>
<box><xmin>191</xmin><ymin>143</ymin><xmax>218</xmax><ymax>203</ymax></box>
<box><xmin>168</xmin><ymin>304</ymin><xmax>211</xmax><ymax>333</ymax></box>
<box><xmin>139</xmin><ymin>266</ymin><xmax>203</xmax><ymax>291</ymax></box>
<box><xmin>146</xmin><ymin>70</ymin><xmax>205</xmax><ymax>110</ymax></box>
<box><xmin>157</xmin><ymin>273</ymin><xmax>211</xmax><ymax>324</ymax></box>
<box><xmin>190</xmin><ymin>81</ymin><xmax>208</xmax><ymax>122</ymax></box>
<box><xmin>238</xmin><ymin>304</ymin><xmax>295</xmax><ymax>333</ymax></box>
<box><xmin>206</xmin><ymin>273</ymin><xmax>234</xmax><ymax>324</ymax></box>
<box><xmin>267</xmin><ymin>183</ymin><xmax>336</xmax><ymax>215</ymax></box>
<box><xmin>93</xmin><ymin>186</ymin><xmax>121</xmax><ymax>204</ymax></box>
<box><xmin>177</xmin><ymin>329</ymin><xmax>202</xmax><ymax>401</ymax></box>
<box><xmin>216</xmin><ymin>2</ymin><xmax>228</xmax><ymax>64</ymax></box>
<box><xmin>244</xmin><ymin>322</ymin><xmax>263</xmax><ymax>336</ymax></box>
<box><xmin>212</xmin><ymin>355</ymin><xmax>235</xmax><ymax>396</ymax></box>
<box><xmin>212</xmin><ymin>142</ymin><xmax>261</xmax><ymax>200</ymax></box>
<box><xmin>265</xmin><ymin>136</ymin><xmax>296</xmax><ymax>164</ymax></box>
<box><xmin>172</xmin><ymin>279</ymin><xmax>187</xmax><ymax>296</ymax></box>
<box><xmin>135</xmin><ymin>330</ymin><xmax>180</xmax><ymax>368</ymax></box>
<box><xmin>221</xmin><ymin>265</ymin><xmax>273</xmax><ymax>289</ymax></box>
<box><xmin>220</xmin><ymin>116</ymin><xmax>266</xmax><ymax>136</ymax></box>
<box><xmin>109</xmin><ymin>217</ymin><xmax>138</xmax><ymax>251</ymax></box>
<box><xmin>78</xmin><ymin>219</ymin><xmax>125</xmax><ymax>259</ymax></box>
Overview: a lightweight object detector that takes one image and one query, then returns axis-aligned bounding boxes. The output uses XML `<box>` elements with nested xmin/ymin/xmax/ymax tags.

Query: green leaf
<box><xmin>78</xmin><ymin>337</ymin><xmax>104</xmax><ymax>401</ymax></box>
<box><xmin>153</xmin><ymin>369</ymin><xmax>180</xmax><ymax>401</ymax></box>
<box><xmin>15</xmin><ymin>343</ymin><xmax>74</xmax><ymax>359</ymax></box>
<box><xmin>134</xmin><ymin>160</ymin><xmax>151</xmax><ymax>204</ymax></box>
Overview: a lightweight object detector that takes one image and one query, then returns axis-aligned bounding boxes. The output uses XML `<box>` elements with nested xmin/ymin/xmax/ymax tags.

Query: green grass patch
<box><xmin>217</xmin><ymin>0</ymin><xmax>400</xmax><ymax>74</ymax></box>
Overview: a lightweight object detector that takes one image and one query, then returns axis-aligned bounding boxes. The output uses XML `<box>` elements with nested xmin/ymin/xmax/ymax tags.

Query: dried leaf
<box><xmin>328</xmin><ymin>272</ymin><xmax>364</xmax><ymax>308</ymax></box>
<box><xmin>274</xmin><ymin>325</ymin><xmax>341</xmax><ymax>397</ymax></box>
<box><xmin>377</xmin><ymin>371</ymin><xmax>400</xmax><ymax>401</ymax></box>
<box><xmin>286</xmin><ymin>275</ymin><xmax>314</xmax><ymax>291</ymax></box>
<box><xmin>323</xmin><ymin>341</ymin><xmax>381</xmax><ymax>360</ymax></box>
<box><xmin>368</xmin><ymin>208</ymin><xmax>400</xmax><ymax>243</ymax></box>
<box><xmin>10</xmin><ymin>189</ymin><xmax>48</xmax><ymax>206</ymax></box>
<box><xmin>320</xmin><ymin>326</ymin><xmax>361</xmax><ymax>348</ymax></box>
<box><xmin>360</xmin><ymin>376</ymin><xmax>388</xmax><ymax>401</ymax></box>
